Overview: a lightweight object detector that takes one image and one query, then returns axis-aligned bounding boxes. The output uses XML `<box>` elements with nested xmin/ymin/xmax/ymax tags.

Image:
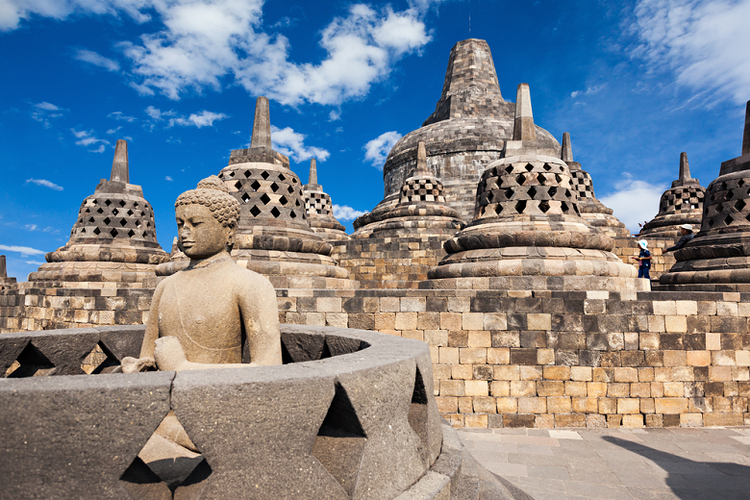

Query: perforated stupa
<box><xmin>302</xmin><ymin>158</ymin><xmax>349</xmax><ymax>241</ymax></box>
<box><xmin>28</xmin><ymin>140</ymin><xmax>168</xmax><ymax>287</ymax></box>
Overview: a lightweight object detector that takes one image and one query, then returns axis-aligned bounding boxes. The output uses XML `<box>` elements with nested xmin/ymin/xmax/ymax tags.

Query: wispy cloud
<box><xmin>364</xmin><ymin>131</ymin><xmax>401</xmax><ymax>170</ymax></box>
<box><xmin>145</xmin><ymin>106</ymin><xmax>227</xmax><ymax>128</ymax></box>
<box><xmin>31</xmin><ymin>101</ymin><xmax>64</xmax><ymax>128</ymax></box>
<box><xmin>71</xmin><ymin>128</ymin><xmax>110</xmax><ymax>152</ymax></box>
<box><xmin>165</xmin><ymin>175</ymin><xmax>173</xmax><ymax>181</ymax></box>
<box><xmin>630</xmin><ymin>0</ymin><xmax>750</xmax><ymax>105</ymax></box>
<box><xmin>570</xmin><ymin>84</ymin><xmax>605</xmax><ymax>99</ymax></box>
<box><xmin>74</xmin><ymin>49</ymin><xmax>120</xmax><ymax>71</ymax></box>
<box><xmin>599</xmin><ymin>174</ymin><xmax>668</xmax><ymax>233</ymax></box>
<box><xmin>24</xmin><ymin>224</ymin><xmax>38</xmax><ymax>231</ymax></box>
<box><xmin>1</xmin><ymin>1</ymin><xmax>432</xmax><ymax>106</ymax></box>
<box><xmin>108</xmin><ymin>111</ymin><xmax>137</xmax><ymax>122</ymax></box>
<box><xmin>0</xmin><ymin>244</ymin><xmax>46</xmax><ymax>256</ymax></box>
<box><xmin>271</xmin><ymin>125</ymin><xmax>330</xmax><ymax>162</ymax></box>
<box><xmin>25</xmin><ymin>178</ymin><xmax>63</xmax><ymax>191</ymax></box>
<box><xmin>333</xmin><ymin>204</ymin><xmax>367</xmax><ymax>221</ymax></box>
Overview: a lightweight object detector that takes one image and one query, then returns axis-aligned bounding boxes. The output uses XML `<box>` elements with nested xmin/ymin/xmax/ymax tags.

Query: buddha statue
<box><xmin>122</xmin><ymin>176</ymin><xmax>282</xmax><ymax>372</ymax></box>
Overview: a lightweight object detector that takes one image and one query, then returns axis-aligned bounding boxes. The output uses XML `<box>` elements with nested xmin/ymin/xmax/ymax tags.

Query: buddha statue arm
<box><xmin>238</xmin><ymin>276</ymin><xmax>282</xmax><ymax>366</ymax></box>
<box><xmin>119</xmin><ymin>283</ymin><xmax>164</xmax><ymax>373</ymax></box>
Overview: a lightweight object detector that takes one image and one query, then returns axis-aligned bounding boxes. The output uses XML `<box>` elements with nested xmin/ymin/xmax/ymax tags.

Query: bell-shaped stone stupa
<box><xmin>28</xmin><ymin>140</ymin><xmax>169</xmax><ymax>287</ymax></box>
<box><xmin>423</xmin><ymin>87</ymin><xmax>643</xmax><ymax>292</ymax></box>
<box><xmin>302</xmin><ymin>158</ymin><xmax>349</xmax><ymax>241</ymax></box>
<box><xmin>353</xmin><ymin>142</ymin><xmax>463</xmax><ymax>239</ymax></box>
<box><xmin>373</xmin><ymin>39</ymin><xmax>561</xmax><ymax>222</ymax></box>
<box><xmin>659</xmin><ymin>101</ymin><xmax>750</xmax><ymax>290</ymax></box>
<box><xmin>217</xmin><ymin>97</ymin><xmax>356</xmax><ymax>290</ymax></box>
<box><xmin>562</xmin><ymin>133</ymin><xmax>630</xmax><ymax>239</ymax></box>
<box><xmin>639</xmin><ymin>152</ymin><xmax>705</xmax><ymax>239</ymax></box>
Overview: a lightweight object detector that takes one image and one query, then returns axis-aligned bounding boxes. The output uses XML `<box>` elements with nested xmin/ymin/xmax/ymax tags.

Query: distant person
<box><xmin>664</xmin><ymin>224</ymin><xmax>694</xmax><ymax>253</ymax></box>
<box><xmin>631</xmin><ymin>240</ymin><xmax>652</xmax><ymax>279</ymax></box>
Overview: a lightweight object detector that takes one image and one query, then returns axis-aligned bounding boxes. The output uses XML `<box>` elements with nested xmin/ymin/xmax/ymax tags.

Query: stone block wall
<box><xmin>275</xmin><ymin>288</ymin><xmax>750</xmax><ymax>429</ymax></box>
<box><xmin>612</xmin><ymin>237</ymin><xmax>676</xmax><ymax>281</ymax></box>
<box><xmin>333</xmin><ymin>236</ymin><xmax>448</xmax><ymax>289</ymax></box>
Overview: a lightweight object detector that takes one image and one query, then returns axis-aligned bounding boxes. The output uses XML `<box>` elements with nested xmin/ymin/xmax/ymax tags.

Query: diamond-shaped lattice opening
<box><xmin>119</xmin><ymin>200</ymin><xmax>126</xmax><ymax>207</ymax></box>
<box><xmin>287</xmin><ymin>185</ymin><xmax>295</xmax><ymax>194</ymax></box>
<box><xmin>250</xmin><ymin>205</ymin><xmax>262</xmax><ymax>217</ymax></box>
<box><xmin>292</xmin><ymin>177</ymin><xmax>298</xmax><ymax>184</ymax></box>
<box><xmin>241</xmin><ymin>193</ymin><xmax>251</xmax><ymax>204</ymax></box>
<box><xmin>408</xmin><ymin>368</ymin><xmax>430</xmax><ymax>457</ymax></box>
<box><xmin>311</xmin><ymin>383</ymin><xmax>367</xmax><ymax>497</ymax></box>
<box><xmin>727</xmin><ymin>190</ymin><xmax>734</xmax><ymax>200</ymax></box>
<box><xmin>527</xmin><ymin>186</ymin><xmax>537</xmax><ymax>198</ymax></box>
<box><xmin>290</xmin><ymin>210</ymin><xmax>297</xmax><ymax>218</ymax></box>
<box><xmin>278</xmin><ymin>173</ymin><xmax>286</xmax><ymax>181</ymax></box>
<box><xmin>270</xmin><ymin>182</ymin><xmax>279</xmax><ymax>192</ymax></box>
<box><xmin>110</xmin><ymin>228</ymin><xmax>119</xmax><ymax>237</ymax></box>
<box><xmin>270</xmin><ymin>207</ymin><xmax>281</xmax><ymax>218</ymax></box>
<box><xmin>735</xmin><ymin>199</ymin><xmax>747</xmax><ymax>212</ymax></box>
<box><xmin>4</xmin><ymin>342</ymin><xmax>56</xmax><ymax>378</ymax></box>
<box><xmin>105</xmin><ymin>199</ymin><xmax>112</xmax><ymax>206</ymax></box>
<box><xmin>120</xmin><ymin>218</ymin><xmax>128</xmax><ymax>227</ymax></box>
<box><xmin>561</xmin><ymin>202</ymin><xmax>569</xmax><ymax>213</ymax></box>
<box><xmin>97</xmin><ymin>208</ymin><xmax>104</xmax><ymax>214</ymax></box>
<box><xmin>120</xmin><ymin>411</ymin><xmax>212</xmax><ymax>498</ymax></box>
<box><xmin>548</xmin><ymin>186</ymin><xmax>558</xmax><ymax>197</ymax></box>
<box><xmin>515</xmin><ymin>200</ymin><xmax>527</xmax><ymax>213</ymax></box>
<box><xmin>88</xmin><ymin>217</ymin><xmax>95</xmax><ymax>223</ymax></box>
<box><xmin>537</xmin><ymin>173</ymin><xmax>547</xmax><ymax>185</ymax></box>
<box><xmin>504</xmin><ymin>188</ymin><xmax>514</xmax><ymax>199</ymax></box>
<box><xmin>242</xmin><ymin>169</ymin><xmax>251</xmax><ymax>178</ymax></box>
<box><xmin>515</xmin><ymin>174</ymin><xmax>525</xmax><ymax>186</ymax></box>
<box><xmin>524</xmin><ymin>163</ymin><xmax>534</xmax><ymax>172</ymax></box>
<box><xmin>539</xmin><ymin>200</ymin><xmax>551</xmax><ymax>213</ymax></box>
<box><xmin>80</xmin><ymin>228</ymin><xmax>86</xmax><ymax>233</ymax></box>
<box><xmin>565</xmin><ymin>189</ymin><xmax>571</xmax><ymax>198</ymax></box>
<box><xmin>261</xmin><ymin>171</ymin><xmax>270</xmax><ymax>180</ymax></box>
<box><xmin>250</xmin><ymin>180</ymin><xmax>261</xmax><ymax>191</ymax></box>
<box><xmin>112</xmin><ymin>208</ymin><xmax>119</xmax><ymax>216</ymax></box>
<box><xmin>296</xmin><ymin>200</ymin><xmax>301</xmax><ymax>207</ymax></box>
<box><xmin>127</xmin><ymin>209</ymin><xmax>134</xmax><ymax>216</ymax></box>
<box><xmin>127</xmin><ymin>229</ymin><xmax>135</xmax><ymax>238</ymax></box>
<box><xmin>93</xmin><ymin>227</ymin><xmax>101</xmax><ymax>235</ymax></box>
<box><xmin>80</xmin><ymin>342</ymin><xmax>120</xmax><ymax>375</ymax></box>
<box><xmin>504</xmin><ymin>165</ymin><xmax>514</xmax><ymax>174</ymax></box>
<box><xmin>543</xmin><ymin>163</ymin><xmax>552</xmax><ymax>171</ymax></box>
<box><xmin>721</xmin><ymin>182</ymin><xmax>728</xmax><ymax>191</ymax></box>
<box><xmin>493</xmin><ymin>204</ymin><xmax>504</xmax><ymax>215</ymax></box>
<box><xmin>279</xmin><ymin>196</ymin><xmax>288</xmax><ymax>206</ymax></box>
<box><xmin>725</xmin><ymin>214</ymin><xmax>734</xmax><ymax>226</ymax></box>
<box><xmin>260</xmin><ymin>193</ymin><xmax>271</xmax><ymax>205</ymax></box>
<box><xmin>133</xmin><ymin>202</ymin><xmax>139</xmax><ymax>208</ymax></box>
<box><xmin>234</xmin><ymin>181</ymin><xmax>242</xmax><ymax>190</ymax></box>
<box><xmin>555</xmin><ymin>174</ymin><xmax>563</xmax><ymax>184</ymax></box>
<box><xmin>103</xmin><ymin>217</ymin><xmax>112</xmax><ymax>225</ymax></box>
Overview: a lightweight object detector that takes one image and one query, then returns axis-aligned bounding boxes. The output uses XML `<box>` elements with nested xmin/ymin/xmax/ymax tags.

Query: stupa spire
<box><xmin>513</xmin><ymin>83</ymin><xmax>536</xmax><ymax>141</ymax></box>
<box><xmin>412</xmin><ymin>141</ymin><xmax>430</xmax><ymax>176</ymax></box>
<box><xmin>110</xmin><ymin>139</ymin><xmax>129</xmax><ymax>183</ymax></box>
<box><xmin>308</xmin><ymin>158</ymin><xmax>318</xmax><ymax>186</ymax></box>
<box><xmin>250</xmin><ymin>96</ymin><xmax>272</xmax><ymax>149</ymax></box>
<box><xmin>0</xmin><ymin>255</ymin><xmax>6</xmax><ymax>278</ymax></box>
<box><xmin>679</xmin><ymin>152</ymin><xmax>692</xmax><ymax>181</ymax></box>
<box><xmin>562</xmin><ymin>132</ymin><xmax>573</xmax><ymax>162</ymax></box>
<box><xmin>743</xmin><ymin>100</ymin><xmax>750</xmax><ymax>156</ymax></box>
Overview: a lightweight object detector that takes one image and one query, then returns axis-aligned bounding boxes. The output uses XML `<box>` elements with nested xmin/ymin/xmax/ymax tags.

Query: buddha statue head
<box><xmin>174</xmin><ymin>176</ymin><xmax>241</xmax><ymax>260</ymax></box>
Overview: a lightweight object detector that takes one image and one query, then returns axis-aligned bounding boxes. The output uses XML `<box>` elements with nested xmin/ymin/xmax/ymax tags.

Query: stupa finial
<box><xmin>110</xmin><ymin>139</ymin><xmax>129</xmax><ymax>183</ymax></box>
<box><xmin>679</xmin><ymin>152</ymin><xmax>692</xmax><ymax>181</ymax></box>
<box><xmin>250</xmin><ymin>96</ymin><xmax>272</xmax><ymax>149</ymax></box>
<box><xmin>309</xmin><ymin>158</ymin><xmax>318</xmax><ymax>186</ymax></box>
<box><xmin>513</xmin><ymin>83</ymin><xmax>536</xmax><ymax>141</ymax></box>
<box><xmin>743</xmin><ymin>100</ymin><xmax>750</xmax><ymax>156</ymax></box>
<box><xmin>0</xmin><ymin>255</ymin><xmax>6</xmax><ymax>278</ymax></box>
<box><xmin>562</xmin><ymin>132</ymin><xmax>573</xmax><ymax>162</ymax></box>
<box><xmin>416</xmin><ymin>141</ymin><xmax>429</xmax><ymax>174</ymax></box>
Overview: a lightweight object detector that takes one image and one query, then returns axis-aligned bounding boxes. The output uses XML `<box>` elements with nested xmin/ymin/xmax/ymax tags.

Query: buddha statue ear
<box><xmin>225</xmin><ymin>225</ymin><xmax>237</xmax><ymax>252</ymax></box>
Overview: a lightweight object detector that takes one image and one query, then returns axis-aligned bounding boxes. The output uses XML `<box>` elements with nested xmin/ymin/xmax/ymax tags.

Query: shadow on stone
<box><xmin>5</xmin><ymin>342</ymin><xmax>57</xmax><ymax>377</ymax></box>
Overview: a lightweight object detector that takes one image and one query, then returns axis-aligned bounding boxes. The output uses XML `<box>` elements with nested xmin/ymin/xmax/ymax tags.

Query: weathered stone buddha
<box><xmin>122</xmin><ymin>176</ymin><xmax>281</xmax><ymax>372</ymax></box>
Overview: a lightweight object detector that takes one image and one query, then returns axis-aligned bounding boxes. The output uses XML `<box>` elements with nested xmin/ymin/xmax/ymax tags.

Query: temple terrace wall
<box><xmin>3</xmin><ymin>285</ymin><xmax>750</xmax><ymax>430</ymax></box>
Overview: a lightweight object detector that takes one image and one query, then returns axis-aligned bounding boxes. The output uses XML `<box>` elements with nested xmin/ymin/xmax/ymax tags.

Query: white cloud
<box><xmin>75</xmin><ymin>49</ymin><xmax>120</xmax><ymax>71</ymax></box>
<box><xmin>145</xmin><ymin>105</ymin><xmax>168</xmax><ymax>120</ymax></box>
<box><xmin>270</xmin><ymin>125</ymin><xmax>330</xmax><ymax>162</ymax></box>
<box><xmin>599</xmin><ymin>175</ymin><xmax>668</xmax><ymax>234</ymax></box>
<box><xmin>364</xmin><ymin>130</ymin><xmax>401</xmax><ymax>170</ymax></box>
<box><xmin>165</xmin><ymin>175</ymin><xmax>173</xmax><ymax>181</ymax></box>
<box><xmin>570</xmin><ymin>85</ymin><xmax>605</xmax><ymax>99</ymax></box>
<box><xmin>108</xmin><ymin>111</ymin><xmax>137</xmax><ymax>122</ymax></box>
<box><xmin>24</xmin><ymin>224</ymin><xmax>38</xmax><ymax>231</ymax></box>
<box><xmin>0</xmin><ymin>244</ymin><xmax>45</xmax><ymax>256</ymax></box>
<box><xmin>25</xmin><ymin>178</ymin><xmax>63</xmax><ymax>191</ymax></box>
<box><xmin>328</xmin><ymin>110</ymin><xmax>341</xmax><ymax>121</ymax></box>
<box><xmin>71</xmin><ymin>128</ymin><xmax>110</xmax><ymax>151</ymax></box>
<box><xmin>333</xmin><ymin>204</ymin><xmax>367</xmax><ymax>221</ymax></box>
<box><xmin>630</xmin><ymin>0</ymin><xmax>750</xmax><ymax>105</ymax></box>
<box><xmin>25</xmin><ymin>260</ymin><xmax>45</xmax><ymax>265</ymax></box>
<box><xmin>172</xmin><ymin>110</ymin><xmax>228</xmax><ymax>128</ymax></box>
<box><xmin>2</xmin><ymin>1</ymin><xmax>431</xmax><ymax>106</ymax></box>
<box><xmin>31</xmin><ymin>101</ymin><xmax>63</xmax><ymax>127</ymax></box>
<box><xmin>106</xmin><ymin>126</ymin><xmax>122</xmax><ymax>134</ymax></box>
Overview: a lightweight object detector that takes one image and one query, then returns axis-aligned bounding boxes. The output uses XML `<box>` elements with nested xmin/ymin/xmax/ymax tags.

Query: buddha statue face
<box><xmin>176</xmin><ymin>204</ymin><xmax>235</xmax><ymax>260</ymax></box>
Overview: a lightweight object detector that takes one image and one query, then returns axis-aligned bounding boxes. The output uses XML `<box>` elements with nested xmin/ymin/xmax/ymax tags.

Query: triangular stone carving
<box><xmin>120</xmin><ymin>411</ymin><xmax>211</xmax><ymax>500</ymax></box>
<box><xmin>408</xmin><ymin>367</ymin><xmax>430</xmax><ymax>455</ymax></box>
<box><xmin>4</xmin><ymin>342</ymin><xmax>57</xmax><ymax>378</ymax></box>
<box><xmin>80</xmin><ymin>342</ymin><xmax>121</xmax><ymax>374</ymax></box>
<box><xmin>311</xmin><ymin>383</ymin><xmax>367</xmax><ymax>497</ymax></box>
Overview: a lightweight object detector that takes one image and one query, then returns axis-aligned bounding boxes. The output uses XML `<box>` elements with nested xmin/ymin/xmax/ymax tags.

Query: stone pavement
<box><xmin>457</xmin><ymin>427</ymin><xmax>750</xmax><ymax>499</ymax></box>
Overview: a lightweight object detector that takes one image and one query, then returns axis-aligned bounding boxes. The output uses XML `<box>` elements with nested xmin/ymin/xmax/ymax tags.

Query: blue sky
<box><xmin>1</xmin><ymin>0</ymin><xmax>749</xmax><ymax>280</ymax></box>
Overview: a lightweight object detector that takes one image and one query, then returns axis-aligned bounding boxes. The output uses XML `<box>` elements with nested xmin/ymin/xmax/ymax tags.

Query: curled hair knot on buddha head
<box><xmin>175</xmin><ymin>175</ymin><xmax>241</xmax><ymax>228</ymax></box>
